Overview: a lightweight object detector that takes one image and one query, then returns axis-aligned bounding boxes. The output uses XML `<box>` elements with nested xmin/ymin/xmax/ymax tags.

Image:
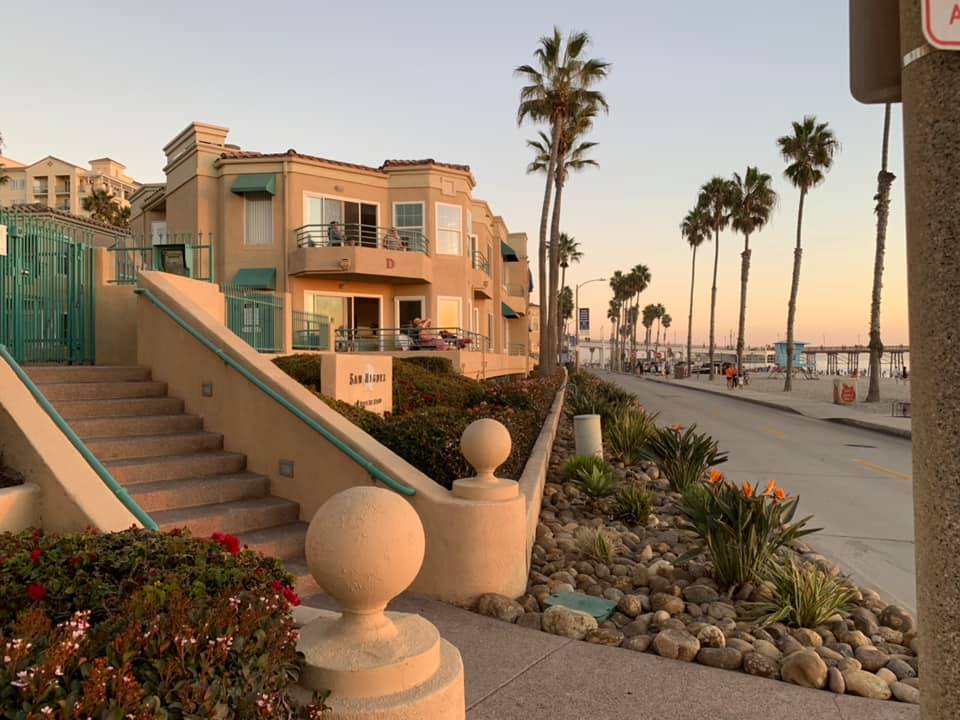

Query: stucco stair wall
<box><xmin>25</xmin><ymin>365</ymin><xmax>314</xmax><ymax>594</ymax></box>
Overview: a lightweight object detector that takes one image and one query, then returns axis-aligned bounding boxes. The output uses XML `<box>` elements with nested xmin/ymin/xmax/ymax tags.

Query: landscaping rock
<box><xmin>516</xmin><ymin>612</ymin><xmax>543</xmax><ymax>631</ymax></box>
<box><xmin>706</xmin><ymin>602</ymin><xmax>737</xmax><ymax>621</ymax></box>
<box><xmin>752</xmin><ymin>639</ymin><xmax>782</xmax><ymax>660</ymax></box>
<box><xmin>743</xmin><ymin>652</ymin><xmax>780</xmax><ymax>680</ymax></box>
<box><xmin>696</xmin><ymin>625</ymin><xmax>726</xmax><ymax>649</ymax></box>
<box><xmin>843</xmin><ymin>669</ymin><xmax>892</xmax><ymax>700</ymax></box>
<box><xmin>651</xmin><ymin>593</ymin><xmax>685</xmax><ymax>615</ymax></box>
<box><xmin>682</xmin><ymin>584</ymin><xmax>719</xmax><ymax>604</ymax></box>
<box><xmin>781</xmin><ymin>650</ymin><xmax>828</xmax><ymax>689</ymax></box>
<box><xmin>696</xmin><ymin>647</ymin><xmax>743</xmax><ymax>670</ymax></box>
<box><xmin>828</xmin><ymin>666</ymin><xmax>846</xmax><ymax>694</ymax></box>
<box><xmin>839</xmin><ymin>630</ymin><xmax>871</xmax><ymax>649</ymax></box>
<box><xmin>851</xmin><ymin>607</ymin><xmax>880</xmax><ymax>636</ymax></box>
<box><xmin>542</xmin><ymin>606</ymin><xmax>598</xmax><ymax>640</ymax></box>
<box><xmin>617</xmin><ymin>594</ymin><xmax>644</xmax><ymax>618</ymax></box>
<box><xmin>622</xmin><ymin>634</ymin><xmax>652</xmax><ymax>653</ymax></box>
<box><xmin>652</xmin><ymin>629</ymin><xmax>700</xmax><ymax>662</ymax></box>
<box><xmin>476</xmin><ymin>593</ymin><xmax>524</xmax><ymax>623</ymax></box>
<box><xmin>880</xmin><ymin>605</ymin><xmax>916</xmax><ymax>634</ymax></box>
<box><xmin>727</xmin><ymin>638</ymin><xmax>754</xmax><ymax>654</ymax></box>
<box><xmin>777</xmin><ymin>635</ymin><xmax>805</xmax><ymax>656</ymax></box>
<box><xmin>854</xmin><ymin>645</ymin><xmax>891</xmax><ymax>672</ymax></box>
<box><xmin>585</xmin><ymin>628</ymin><xmax>625</xmax><ymax>647</ymax></box>
<box><xmin>793</xmin><ymin>628</ymin><xmax>823</xmax><ymax>648</ymax></box>
<box><xmin>875</xmin><ymin>668</ymin><xmax>898</xmax><ymax>686</ymax></box>
<box><xmin>886</xmin><ymin>658</ymin><xmax>917</xmax><ymax>681</ymax></box>
<box><xmin>890</xmin><ymin>681</ymin><xmax>920</xmax><ymax>704</ymax></box>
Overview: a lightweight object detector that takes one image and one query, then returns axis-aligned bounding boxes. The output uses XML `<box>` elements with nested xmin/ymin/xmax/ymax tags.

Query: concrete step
<box><xmin>151</xmin><ymin>496</ymin><xmax>301</xmax><ymax>536</ymax></box>
<box><xmin>55</xmin><ymin>396</ymin><xmax>184</xmax><ymax>420</ymax></box>
<box><xmin>24</xmin><ymin>366</ymin><xmax>151</xmax><ymax>384</ymax></box>
<box><xmin>39</xmin><ymin>380</ymin><xmax>167</xmax><ymax>402</ymax></box>
<box><xmin>239</xmin><ymin>522</ymin><xmax>309</xmax><ymax>561</ymax></box>
<box><xmin>105</xmin><ymin>451</ymin><xmax>247</xmax><ymax>485</ymax></box>
<box><xmin>71</xmin><ymin>413</ymin><xmax>203</xmax><ymax>440</ymax></box>
<box><xmin>85</xmin><ymin>431</ymin><xmax>223</xmax><ymax>461</ymax></box>
<box><xmin>284</xmin><ymin>557</ymin><xmax>323</xmax><ymax>598</ymax></box>
<box><xmin>127</xmin><ymin>473</ymin><xmax>270</xmax><ymax>513</ymax></box>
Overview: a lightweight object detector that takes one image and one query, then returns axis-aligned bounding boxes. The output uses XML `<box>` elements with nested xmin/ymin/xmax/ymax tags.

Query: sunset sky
<box><xmin>2</xmin><ymin>1</ymin><xmax>909</xmax><ymax>346</ymax></box>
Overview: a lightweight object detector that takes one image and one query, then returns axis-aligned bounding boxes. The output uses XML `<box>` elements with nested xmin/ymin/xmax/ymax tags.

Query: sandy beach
<box><xmin>678</xmin><ymin>374</ymin><xmax>912</xmax><ymax>416</ymax></box>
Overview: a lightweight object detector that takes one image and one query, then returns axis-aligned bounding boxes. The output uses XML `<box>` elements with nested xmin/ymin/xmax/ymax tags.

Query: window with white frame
<box><xmin>437</xmin><ymin>296</ymin><xmax>461</xmax><ymax>330</ymax></box>
<box><xmin>436</xmin><ymin>203</ymin><xmax>461</xmax><ymax>255</ymax></box>
<box><xmin>244</xmin><ymin>192</ymin><xmax>273</xmax><ymax>246</ymax></box>
<box><xmin>394</xmin><ymin>202</ymin><xmax>423</xmax><ymax>236</ymax></box>
<box><xmin>466</xmin><ymin>209</ymin><xmax>473</xmax><ymax>236</ymax></box>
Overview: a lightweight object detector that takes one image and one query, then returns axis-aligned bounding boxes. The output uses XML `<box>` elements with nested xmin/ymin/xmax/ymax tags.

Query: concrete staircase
<box><xmin>25</xmin><ymin>365</ymin><xmax>316</xmax><ymax>594</ymax></box>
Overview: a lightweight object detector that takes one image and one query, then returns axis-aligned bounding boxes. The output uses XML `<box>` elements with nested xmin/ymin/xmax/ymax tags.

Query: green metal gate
<box><xmin>223</xmin><ymin>283</ymin><xmax>284</xmax><ymax>353</ymax></box>
<box><xmin>0</xmin><ymin>209</ymin><xmax>96</xmax><ymax>364</ymax></box>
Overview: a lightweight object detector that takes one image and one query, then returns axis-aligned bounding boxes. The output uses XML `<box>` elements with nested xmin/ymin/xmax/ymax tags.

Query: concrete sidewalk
<box><xmin>634</xmin><ymin>374</ymin><xmax>912</xmax><ymax>439</ymax></box>
<box><xmin>305</xmin><ymin>594</ymin><xmax>918</xmax><ymax>719</ymax></box>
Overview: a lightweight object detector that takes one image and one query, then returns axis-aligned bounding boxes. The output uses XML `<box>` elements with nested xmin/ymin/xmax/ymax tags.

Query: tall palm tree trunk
<box><xmin>547</xmin><ymin>169</ymin><xmax>566</xmax><ymax>369</ymax></box>
<box><xmin>867</xmin><ymin>104</ymin><xmax>894</xmax><ymax>402</ymax></box>
<box><xmin>708</xmin><ymin>228</ymin><xmax>720</xmax><ymax>380</ymax></box>
<box><xmin>736</xmin><ymin>235</ymin><xmax>752</xmax><ymax>375</ymax></box>
<box><xmin>687</xmin><ymin>245</ymin><xmax>697</xmax><ymax>371</ymax></box>
<box><xmin>537</xmin><ymin>129</ymin><xmax>561</xmax><ymax>376</ymax></box>
<box><xmin>784</xmin><ymin>189</ymin><xmax>807</xmax><ymax>392</ymax></box>
<box><xmin>557</xmin><ymin>262</ymin><xmax>567</xmax><ymax>361</ymax></box>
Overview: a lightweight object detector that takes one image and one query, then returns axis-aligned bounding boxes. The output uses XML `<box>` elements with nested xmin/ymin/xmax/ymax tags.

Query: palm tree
<box><xmin>607</xmin><ymin>301</ymin><xmax>620</xmax><ymax>370</ymax></box>
<box><xmin>730</xmin><ymin>167</ymin><xmax>778</xmax><ymax>375</ymax></box>
<box><xmin>777</xmin><ymin>116</ymin><xmax>840</xmax><ymax>391</ymax></box>
<box><xmin>642</xmin><ymin>304</ymin><xmax>657</xmax><ymax>357</ymax></box>
<box><xmin>654</xmin><ymin>303</ymin><xmax>666</xmax><ymax>350</ymax></box>
<box><xmin>516</xmin><ymin>28</ymin><xmax>609</xmax><ymax>376</ymax></box>
<box><xmin>681</xmin><ymin>205</ymin><xmax>710</xmax><ymax>369</ymax></box>
<box><xmin>698</xmin><ymin>177</ymin><xmax>736</xmax><ymax>380</ymax></box>
<box><xmin>662</xmin><ymin>314</ymin><xmax>672</xmax><ymax>348</ymax></box>
<box><xmin>867</xmin><ymin>105</ymin><xmax>895</xmax><ymax>403</ymax></box>
<box><xmin>627</xmin><ymin>264</ymin><xmax>651</xmax><ymax>362</ymax></box>
<box><xmin>608</xmin><ymin>271</ymin><xmax>626</xmax><ymax>370</ymax></box>
<box><xmin>556</xmin><ymin>232</ymin><xmax>583</xmax><ymax>348</ymax></box>
<box><xmin>82</xmin><ymin>188</ymin><xmax>120</xmax><ymax>224</ymax></box>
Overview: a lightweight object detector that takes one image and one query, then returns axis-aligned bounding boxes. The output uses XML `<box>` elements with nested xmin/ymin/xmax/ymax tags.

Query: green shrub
<box><xmin>0</xmin><ymin>528</ymin><xmax>329</xmax><ymax>718</ymax></box>
<box><xmin>563</xmin><ymin>455</ymin><xmax>607</xmax><ymax>481</ymax></box>
<box><xmin>392</xmin><ymin>358</ymin><xmax>486</xmax><ymax>413</ymax></box>
<box><xmin>566</xmin><ymin>379</ymin><xmax>604</xmax><ymax>417</ymax></box>
<box><xmin>678</xmin><ymin>478</ymin><xmax>820</xmax><ymax>591</ymax></box>
<box><xmin>574</xmin><ymin>463</ymin><xmax>618</xmax><ymax>498</ymax></box>
<box><xmin>749</xmin><ymin>557</ymin><xmax>858</xmax><ymax>628</ymax></box>
<box><xmin>606</xmin><ymin>410</ymin><xmax>658</xmax><ymax>466</ymax></box>
<box><xmin>613</xmin><ymin>483</ymin><xmax>654</xmax><ymax>526</ymax></box>
<box><xmin>399</xmin><ymin>356</ymin><xmax>456</xmax><ymax>375</ymax></box>
<box><xmin>575</xmin><ymin>527</ymin><xmax>619</xmax><ymax>563</ymax></box>
<box><xmin>273</xmin><ymin>353</ymin><xmax>324</xmax><ymax>389</ymax></box>
<box><xmin>640</xmin><ymin>425</ymin><xmax>728</xmax><ymax>493</ymax></box>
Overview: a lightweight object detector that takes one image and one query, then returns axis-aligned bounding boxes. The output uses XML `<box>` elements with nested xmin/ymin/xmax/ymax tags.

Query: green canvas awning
<box><xmin>501</xmin><ymin>302</ymin><xmax>520</xmax><ymax>319</ymax></box>
<box><xmin>501</xmin><ymin>240</ymin><xmax>520</xmax><ymax>262</ymax></box>
<box><xmin>232</xmin><ymin>267</ymin><xmax>276</xmax><ymax>290</ymax></box>
<box><xmin>230</xmin><ymin>174</ymin><xmax>276</xmax><ymax>195</ymax></box>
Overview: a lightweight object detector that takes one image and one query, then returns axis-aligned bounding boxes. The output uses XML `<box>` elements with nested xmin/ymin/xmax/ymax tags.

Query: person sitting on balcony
<box><xmin>383</xmin><ymin>227</ymin><xmax>402</xmax><ymax>251</ymax></box>
<box><xmin>328</xmin><ymin>221</ymin><xmax>346</xmax><ymax>246</ymax></box>
<box><xmin>414</xmin><ymin>318</ymin><xmax>446</xmax><ymax>350</ymax></box>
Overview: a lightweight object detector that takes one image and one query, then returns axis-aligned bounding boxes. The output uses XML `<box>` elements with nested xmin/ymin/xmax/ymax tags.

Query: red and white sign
<box><xmin>923</xmin><ymin>0</ymin><xmax>960</xmax><ymax>49</ymax></box>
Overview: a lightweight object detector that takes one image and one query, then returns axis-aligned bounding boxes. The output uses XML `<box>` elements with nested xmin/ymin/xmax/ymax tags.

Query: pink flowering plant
<box><xmin>0</xmin><ymin>527</ymin><xmax>328</xmax><ymax>718</ymax></box>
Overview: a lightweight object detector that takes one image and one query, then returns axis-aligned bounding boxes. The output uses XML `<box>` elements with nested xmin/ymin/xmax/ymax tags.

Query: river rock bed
<box><xmin>472</xmin><ymin>410</ymin><xmax>921</xmax><ymax>704</ymax></box>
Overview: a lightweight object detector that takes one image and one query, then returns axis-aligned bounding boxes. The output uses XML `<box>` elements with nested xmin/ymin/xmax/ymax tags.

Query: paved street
<box><xmin>593</xmin><ymin>370</ymin><xmax>916</xmax><ymax>611</ymax></box>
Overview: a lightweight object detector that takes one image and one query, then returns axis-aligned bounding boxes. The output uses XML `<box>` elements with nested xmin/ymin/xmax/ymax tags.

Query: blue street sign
<box><xmin>578</xmin><ymin>308</ymin><xmax>590</xmax><ymax>331</ymax></box>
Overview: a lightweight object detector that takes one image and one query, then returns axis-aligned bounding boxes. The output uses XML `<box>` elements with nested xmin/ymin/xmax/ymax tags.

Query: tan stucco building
<box><xmin>128</xmin><ymin>122</ymin><xmax>531</xmax><ymax>361</ymax></box>
<box><xmin>0</xmin><ymin>154</ymin><xmax>139</xmax><ymax>215</ymax></box>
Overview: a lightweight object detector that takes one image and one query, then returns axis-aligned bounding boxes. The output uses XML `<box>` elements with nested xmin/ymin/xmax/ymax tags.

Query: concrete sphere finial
<box><xmin>305</xmin><ymin>487</ymin><xmax>425</xmax><ymax>615</ymax></box>
<box><xmin>460</xmin><ymin>418</ymin><xmax>512</xmax><ymax>481</ymax></box>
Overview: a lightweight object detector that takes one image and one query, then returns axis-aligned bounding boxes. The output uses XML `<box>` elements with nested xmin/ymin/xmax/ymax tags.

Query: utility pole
<box><xmin>574</xmin><ymin>277</ymin><xmax>605</xmax><ymax>370</ymax></box>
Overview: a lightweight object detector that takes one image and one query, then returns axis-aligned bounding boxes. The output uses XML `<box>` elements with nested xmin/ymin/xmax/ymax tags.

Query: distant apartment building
<box><xmin>127</xmin><ymin>122</ymin><xmax>531</xmax><ymax>366</ymax></box>
<box><xmin>0</xmin><ymin>154</ymin><xmax>139</xmax><ymax>216</ymax></box>
<box><xmin>528</xmin><ymin>304</ymin><xmax>541</xmax><ymax>358</ymax></box>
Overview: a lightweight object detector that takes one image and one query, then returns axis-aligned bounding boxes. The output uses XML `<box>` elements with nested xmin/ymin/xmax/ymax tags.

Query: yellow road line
<box><xmin>851</xmin><ymin>458</ymin><xmax>913</xmax><ymax>481</ymax></box>
<box><xmin>758</xmin><ymin>427</ymin><xmax>786</xmax><ymax>440</ymax></box>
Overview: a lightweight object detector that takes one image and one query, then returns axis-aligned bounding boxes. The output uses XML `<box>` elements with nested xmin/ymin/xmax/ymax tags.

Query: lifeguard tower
<box><xmin>770</xmin><ymin>341</ymin><xmax>817</xmax><ymax>378</ymax></box>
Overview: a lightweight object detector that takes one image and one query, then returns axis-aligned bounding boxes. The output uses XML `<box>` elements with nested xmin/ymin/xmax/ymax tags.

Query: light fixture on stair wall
<box><xmin>279</xmin><ymin>459</ymin><xmax>294</xmax><ymax>478</ymax></box>
<box><xmin>201</xmin><ymin>382</ymin><xmax>213</xmax><ymax>397</ymax></box>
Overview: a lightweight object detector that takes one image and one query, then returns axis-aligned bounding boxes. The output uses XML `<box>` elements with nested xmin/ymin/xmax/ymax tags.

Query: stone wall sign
<box><xmin>923</xmin><ymin>0</ymin><xmax>960</xmax><ymax>49</ymax></box>
<box><xmin>320</xmin><ymin>354</ymin><xmax>392</xmax><ymax>415</ymax></box>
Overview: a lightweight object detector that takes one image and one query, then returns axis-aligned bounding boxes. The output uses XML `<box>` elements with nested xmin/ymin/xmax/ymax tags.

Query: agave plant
<box><xmin>574</xmin><ymin>463</ymin><xmax>618</xmax><ymax>498</ymax></box>
<box><xmin>679</xmin><ymin>478</ymin><xmax>819</xmax><ymax>592</ymax></box>
<box><xmin>606</xmin><ymin>410</ymin><xmax>658</xmax><ymax>466</ymax></box>
<box><xmin>563</xmin><ymin>455</ymin><xmax>608</xmax><ymax>481</ymax></box>
<box><xmin>575</xmin><ymin>526</ymin><xmax>619</xmax><ymax>563</ymax></box>
<box><xmin>613</xmin><ymin>483</ymin><xmax>654</xmax><ymax>526</ymax></box>
<box><xmin>748</xmin><ymin>556</ymin><xmax>858</xmax><ymax>628</ymax></box>
<box><xmin>640</xmin><ymin>424</ymin><xmax>728</xmax><ymax>493</ymax></box>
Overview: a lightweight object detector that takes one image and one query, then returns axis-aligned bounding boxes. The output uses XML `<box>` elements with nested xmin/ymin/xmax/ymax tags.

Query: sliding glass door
<box><xmin>306</xmin><ymin>196</ymin><xmax>379</xmax><ymax>246</ymax></box>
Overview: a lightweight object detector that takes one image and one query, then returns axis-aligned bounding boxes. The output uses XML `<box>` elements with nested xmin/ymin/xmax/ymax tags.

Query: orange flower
<box><xmin>742</xmin><ymin>482</ymin><xmax>755</xmax><ymax>498</ymax></box>
<box><xmin>773</xmin><ymin>487</ymin><xmax>787</xmax><ymax>501</ymax></box>
<box><xmin>764</xmin><ymin>479</ymin><xmax>777</xmax><ymax>496</ymax></box>
<box><xmin>670</xmin><ymin>423</ymin><xmax>685</xmax><ymax>433</ymax></box>
<box><xmin>709</xmin><ymin>468</ymin><xmax>724</xmax><ymax>484</ymax></box>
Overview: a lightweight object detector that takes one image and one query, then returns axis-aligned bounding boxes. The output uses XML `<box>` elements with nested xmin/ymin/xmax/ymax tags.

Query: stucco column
<box><xmin>898</xmin><ymin>2</ymin><xmax>960</xmax><ymax>716</ymax></box>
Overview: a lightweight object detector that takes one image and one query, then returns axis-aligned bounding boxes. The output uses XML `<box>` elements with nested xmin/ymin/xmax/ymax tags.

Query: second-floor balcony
<box><xmin>289</xmin><ymin>223</ymin><xmax>432</xmax><ymax>284</ymax></box>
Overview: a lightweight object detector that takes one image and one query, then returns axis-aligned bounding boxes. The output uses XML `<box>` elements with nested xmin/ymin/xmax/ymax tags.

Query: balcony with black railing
<box><xmin>289</xmin><ymin>223</ymin><xmax>432</xmax><ymax>283</ymax></box>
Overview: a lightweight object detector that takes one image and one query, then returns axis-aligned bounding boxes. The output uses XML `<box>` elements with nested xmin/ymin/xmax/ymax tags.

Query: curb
<box><xmin>637</xmin><ymin>375</ymin><xmax>912</xmax><ymax>440</ymax></box>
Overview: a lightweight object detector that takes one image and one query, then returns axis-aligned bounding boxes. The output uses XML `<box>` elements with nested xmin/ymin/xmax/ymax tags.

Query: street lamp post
<box><xmin>574</xmin><ymin>277</ymin><xmax>606</xmax><ymax>370</ymax></box>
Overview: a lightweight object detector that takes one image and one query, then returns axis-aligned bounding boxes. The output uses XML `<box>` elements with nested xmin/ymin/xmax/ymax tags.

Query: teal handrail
<box><xmin>0</xmin><ymin>344</ymin><xmax>159</xmax><ymax>530</ymax></box>
<box><xmin>133</xmin><ymin>288</ymin><xmax>416</xmax><ymax>497</ymax></box>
